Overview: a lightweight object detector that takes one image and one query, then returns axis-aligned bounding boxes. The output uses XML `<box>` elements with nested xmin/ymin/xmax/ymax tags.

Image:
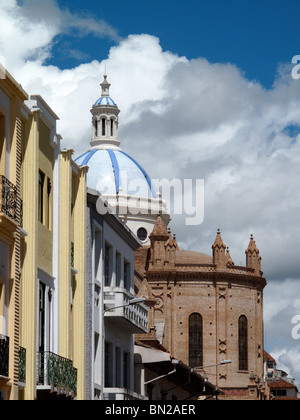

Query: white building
<box><xmin>85</xmin><ymin>189</ymin><xmax>148</xmax><ymax>400</ymax></box>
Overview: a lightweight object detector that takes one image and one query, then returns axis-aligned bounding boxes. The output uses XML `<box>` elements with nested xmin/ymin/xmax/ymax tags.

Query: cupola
<box><xmin>90</xmin><ymin>74</ymin><xmax>120</xmax><ymax>149</ymax></box>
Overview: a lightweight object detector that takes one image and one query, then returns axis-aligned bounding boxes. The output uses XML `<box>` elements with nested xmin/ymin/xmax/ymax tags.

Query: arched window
<box><xmin>239</xmin><ymin>315</ymin><xmax>248</xmax><ymax>371</ymax></box>
<box><xmin>189</xmin><ymin>313</ymin><xmax>203</xmax><ymax>368</ymax></box>
<box><xmin>102</xmin><ymin>118</ymin><xmax>106</xmax><ymax>136</ymax></box>
<box><xmin>111</xmin><ymin>119</ymin><xmax>114</xmax><ymax>136</ymax></box>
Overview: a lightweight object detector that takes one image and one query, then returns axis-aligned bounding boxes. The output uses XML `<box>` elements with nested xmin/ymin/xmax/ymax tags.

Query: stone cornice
<box><xmin>146</xmin><ymin>267</ymin><xmax>267</xmax><ymax>289</ymax></box>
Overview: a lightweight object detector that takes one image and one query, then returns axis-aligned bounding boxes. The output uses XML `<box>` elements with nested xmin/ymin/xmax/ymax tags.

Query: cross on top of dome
<box><xmin>91</xmin><ymin>74</ymin><xmax>120</xmax><ymax>148</ymax></box>
<box><xmin>93</xmin><ymin>74</ymin><xmax>118</xmax><ymax>107</ymax></box>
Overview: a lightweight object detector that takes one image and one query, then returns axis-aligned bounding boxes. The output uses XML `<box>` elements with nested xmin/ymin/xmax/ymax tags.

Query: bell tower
<box><xmin>90</xmin><ymin>74</ymin><xmax>121</xmax><ymax>149</ymax></box>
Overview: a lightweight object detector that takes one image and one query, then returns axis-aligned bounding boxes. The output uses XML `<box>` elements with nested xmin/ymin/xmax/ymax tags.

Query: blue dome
<box><xmin>75</xmin><ymin>148</ymin><xmax>157</xmax><ymax>199</ymax></box>
<box><xmin>94</xmin><ymin>96</ymin><xmax>117</xmax><ymax>106</ymax></box>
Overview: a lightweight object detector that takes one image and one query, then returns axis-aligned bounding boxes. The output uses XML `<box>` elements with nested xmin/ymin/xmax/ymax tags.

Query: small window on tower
<box><xmin>111</xmin><ymin>119</ymin><xmax>114</xmax><ymax>137</ymax></box>
<box><xmin>102</xmin><ymin>118</ymin><xmax>106</xmax><ymax>136</ymax></box>
<box><xmin>38</xmin><ymin>171</ymin><xmax>45</xmax><ymax>224</ymax></box>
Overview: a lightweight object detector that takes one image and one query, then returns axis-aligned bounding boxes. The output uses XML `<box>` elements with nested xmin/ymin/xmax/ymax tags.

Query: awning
<box><xmin>134</xmin><ymin>344</ymin><xmax>222</xmax><ymax>397</ymax></box>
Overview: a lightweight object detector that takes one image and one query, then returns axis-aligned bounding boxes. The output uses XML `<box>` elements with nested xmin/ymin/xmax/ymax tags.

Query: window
<box><xmin>0</xmin><ymin>114</ymin><xmax>5</xmax><ymax>175</ymax></box>
<box><xmin>137</xmin><ymin>227</ymin><xmax>148</xmax><ymax>242</ymax></box>
<box><xmin>110</xmin><ymin>119</ymin><xmax>114</xmax><ymax>137</ymax></box>
<box><xmin>272</xmin><ymin>389</ymin><xmax>287</xmax><ymax>397</ymax></box>
<box><xmin>38</xmin><ymin>283</ymin><xmax>46</xmax><ymax>353</ymax></box>
<box><xmin>116</xmin><ymin>252</ymin><xmax>121</xmax><ymax>288</ymax></box>
<box><xmin>115</xmin><ymin>347</ymin><xmax>121</xmax><ymax>387</ymax></box>
<box><xmin>94</xmin><ymin>228</ymin><xmax>102</xmax><ymax>281</ymax></box>
<box><xmin>239</xmin><ymin>315</ymin><xmax>248</xmax><ymax>371</ymax></box>
<box><xmin>123</xmin><ymin>352</ymin><xmax>130</xmax><ymax>389</ymax></box>
<box><xmin>102</xmin><ymin>118</ymin><xmax>106</xmax><ymax>136</ymax></box>
<box><xmin>94</xmin><ymin>119</ymin><xmax>98</xmax><ymax>137</ymax></box>
<box><xmin>105</xmin><ymin>342</ymin><xmax>113</xmax><ymax>387</ymax></box>
<box><xmin>104</xmin><ymin>243</ymin><xmax>111</xmax><ymax>287</ymax></box>
<box><xmin>38</xmin><ymin>171</ymin><xmax>45</xmax><ymax>224</ymax></box>
<box><xmin>46</xmin><ymin>178</ymin><xmax>51</xmax><ymax>229</ymax></box>
<box><xmin>38</xmin><ymin>171</ymin><xmax>51</xmax><ymax>228</ymax></box>
<box><xmin>189</xmin><ymin>313</ymin><xmax>203</xmax><ymax>368</ymax></box>
<box><xmin>94</xmin><ymin>284</ymin><xmax>100</xmax><ymax>308</ymax></box>
<box><xmin>124</xmin><ymin>260</ymin><xmax>130</xmax><ymax>291</ymax></box>
<box><xmin>0</xmin><ymin>282</ymin><xmax>4</xmax><ymax>327</ymax></box>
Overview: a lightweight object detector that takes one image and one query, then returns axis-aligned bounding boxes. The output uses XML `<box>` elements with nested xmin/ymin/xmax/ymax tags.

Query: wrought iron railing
<box><xmin>0</xmin><ymin>334</ymin><xmax>9</xmax><ymax>377</ymax></box>
<box><xmin>19</xmin><ymin>346</ymin><xmax>26</xmax><ymax>383</ymax></box>
<box><xmin>37</xmin><ymin>351</ymin><xmax>77</xmax><ymax>395</ymax></box>
<box><xmin>0</xmin><ymin>175</ymin><xmax>18</xmax><ymax>221</ymax></box>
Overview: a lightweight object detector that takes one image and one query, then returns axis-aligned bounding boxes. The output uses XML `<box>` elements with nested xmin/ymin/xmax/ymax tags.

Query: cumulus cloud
<box><xmin>0</xmin><ymin>0</ymin><xmax>120</xmax><ymax>69</ymax></box>
<box><xmin>264</xmin><ymin>279</ymin><xmax>300</xmax><ymax>387</ymax></box>
<box><xmin>1</xmin><ymin>0</ymin><xmax>300</xmax><ymax>383</ymax></box>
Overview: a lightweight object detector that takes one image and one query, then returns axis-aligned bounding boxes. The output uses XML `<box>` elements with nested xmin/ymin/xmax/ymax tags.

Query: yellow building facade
<box><xmin>20</xmin><ymin>95</ymin><xmax>87</xmax><ymax>400</ymax></box>
<box><xmin>0</xmin><ymin>69</ymin><xmax>27</xmax><ymax>400</ymax></box>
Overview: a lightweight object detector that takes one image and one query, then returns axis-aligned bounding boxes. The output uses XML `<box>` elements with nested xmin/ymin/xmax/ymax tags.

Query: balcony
<box><xmin>0</xmin><ymin>334</ymin><xmax>9</xmax><ymax>378</ymax></box>
<box><xmin>104</xmin><ymin>289</ymin><xmax>148</xmax><ymax>334</ymax></box>
<box><xmin>37</xmin><ymin>351</ymin><xmax>77</xmax><ymax>399</ymax></box>
<box><xmin>0</xmin><ymin>175</ymin><xmax>19</xmax><ymax>231</ymax></box>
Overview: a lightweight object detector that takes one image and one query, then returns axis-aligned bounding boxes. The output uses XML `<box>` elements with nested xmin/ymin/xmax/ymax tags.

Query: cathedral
<box><xmin>134</xmin><ymin>220</ymin><xmax>267</xmax><ymax>399</ymax></box>
<box><xmin>77</xmin><ymin>75</ymin><xmax>268</xmax><ymax>399</ymax></box>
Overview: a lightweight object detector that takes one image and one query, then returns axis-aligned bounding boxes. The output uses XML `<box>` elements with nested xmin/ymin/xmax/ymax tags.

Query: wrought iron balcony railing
<box><xmin>0</xmin><ymin>175</ymin><xmax>18</xmax><ymax>221</ymax></box>
<box><xmin>0</xmin><ymin>334</ymin><xmax>9</xmax><ymax>377</ymax></box>
<box><xmin>19</xmin><ymin>346</ymin><xmax>26</xmax><ymax>383</ymax></box>
<box><xmin>37</xmin><ymin>351</ymin><xmax>77</xmax><ymax>396</ymax></box>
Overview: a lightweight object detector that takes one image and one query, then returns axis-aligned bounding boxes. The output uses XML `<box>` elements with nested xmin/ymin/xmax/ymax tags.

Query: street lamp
<box><xmin>104</xmin><ymin>297</ymin><xmax>146</xmax><ymax>314</ymax></box>
<box><xmin>192</xmin><ymin>359</ymin><xmax>232</xmax><ymax>371</ymax></box>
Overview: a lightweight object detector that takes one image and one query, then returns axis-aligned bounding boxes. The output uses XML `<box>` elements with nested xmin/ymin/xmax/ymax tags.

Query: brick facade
<box><xmin>135</xmin><ymin>216</ymin><xmax>268</xmax><ymax>398</ymax></box>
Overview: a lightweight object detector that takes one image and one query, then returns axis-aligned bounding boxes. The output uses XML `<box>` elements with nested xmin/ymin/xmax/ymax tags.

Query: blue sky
<box><xmin>52</xmin><ymin>0</ymin><xmax>300</xmax><ymax>88</ymax></box>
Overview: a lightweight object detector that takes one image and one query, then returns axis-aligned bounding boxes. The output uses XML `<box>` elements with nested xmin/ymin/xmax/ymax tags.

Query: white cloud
<box><xmin>1</xmin><ymin>0</ymin><xmax>300</xmax><ymax>384</ymax></box>
<box><xmin>0</xmin><ymin>0</ymin><xmax>120</xmax><ymax>69</ymax></box>
<box><xmin>264</xmin><ymin>279</ymin><xmax>300</xmax><ymax>387</ymax></box>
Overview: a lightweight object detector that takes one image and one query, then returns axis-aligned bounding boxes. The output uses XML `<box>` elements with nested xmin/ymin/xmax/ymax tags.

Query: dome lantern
<box><xmin>90</xmin><ymin>74</ymin><xmax>120</xmax><ymax>149</ymax></box>
<box><xmin>100</xmin><ymin>74</ymin><xmax>111</xmax><ymax>97</ymax></box>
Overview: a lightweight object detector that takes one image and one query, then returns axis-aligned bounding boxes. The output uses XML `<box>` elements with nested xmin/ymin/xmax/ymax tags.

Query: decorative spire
<box><xmin>90</xmin><ymin>74</ymin><xmax>120</xmax><ymax>149</ymax></box>
<box><xmin>225</xmin><ymin>247</ymin><xmax>234</xmax><ymax>267</ymax></box>
<box><xmin>245</xmin><ymin>234</ymin><xmax>262</xmax><ymax>274</ymax></box>
<box><xmin>212</xmin><ymin>229</ymin><xmax>226</xmax><ymax>250</ymax></box>
<box><xmin>100</xmin><ymin>74</ymin><xmax>111</xmax><ymax>97</ymax></box>
<box><xmin>246</xmin><ymin>234</ymin><xmax>259</xmax><ymax>254</ymax></box>
<box><xmin>150</xmin><ymin>215</ymin><xmax>169</xmax><ymax>240</ymax></box>
<box><xmin>212</xmin><ymin>229</ymin><xmax>226</xmax><ymax>268</ymax></box>
<box><xmin>148</xmin><ymin>216</ymin><xmax>176</xmax><ymax>269</ymax></box>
